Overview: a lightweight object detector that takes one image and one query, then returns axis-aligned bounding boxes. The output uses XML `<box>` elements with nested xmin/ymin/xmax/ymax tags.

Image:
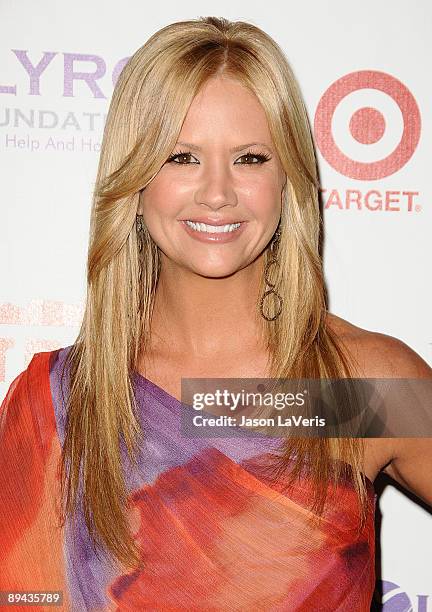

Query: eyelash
<box><xmin>165</xmin><ymin>149</ymin><xmax>272</xmax><ymax>165</ymax></box>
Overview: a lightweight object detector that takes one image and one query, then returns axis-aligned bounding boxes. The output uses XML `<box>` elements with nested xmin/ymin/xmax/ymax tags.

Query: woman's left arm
<box><xmin>371</xmin><ymin>335</ymin><xmax>432</xmax><ymax>506</ymax></box>
<box><xmin>385</xmin><ymin>437</ymin><xmax>432</xmax><ymax>506</ymax></box>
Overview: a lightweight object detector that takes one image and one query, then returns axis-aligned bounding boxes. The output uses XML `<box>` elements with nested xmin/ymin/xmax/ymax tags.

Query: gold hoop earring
<box><xmin>259</xmin><ymin>227</ymin><xmax>283</xmax><ymax>321</ymax></box>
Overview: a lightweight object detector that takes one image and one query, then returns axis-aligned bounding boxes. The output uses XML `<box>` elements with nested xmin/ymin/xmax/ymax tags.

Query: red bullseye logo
<box><xmin>314</xmin><ymin>70</ymin><xmax>421</xmax><ymax>180</ymax></box>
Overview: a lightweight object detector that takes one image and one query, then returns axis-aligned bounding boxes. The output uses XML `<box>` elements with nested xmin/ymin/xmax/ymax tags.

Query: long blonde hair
<box><xmin>59</xmin><ymin>15</ymin><xmax>369</xmax><ymax>570</ymax></box>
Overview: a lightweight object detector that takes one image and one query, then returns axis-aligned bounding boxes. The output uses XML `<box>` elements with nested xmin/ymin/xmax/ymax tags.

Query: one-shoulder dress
<box><xmin>0</xmin><ymin>346</ymin><xmax>377</xmax><ymax>611</ymax></box>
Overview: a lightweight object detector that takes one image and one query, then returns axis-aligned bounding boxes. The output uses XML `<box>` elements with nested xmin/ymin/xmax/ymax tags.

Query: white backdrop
<box><xmin>1</xmin><ymin>1</ymin><xmax>431</xmax><ymax>608</ymax></box>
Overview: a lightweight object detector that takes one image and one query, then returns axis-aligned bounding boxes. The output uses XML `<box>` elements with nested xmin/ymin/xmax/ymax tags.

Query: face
<box><xmin>138</xmin><ymin>75</ymin><xmax>286</xmax><ymax>278</ymax></box>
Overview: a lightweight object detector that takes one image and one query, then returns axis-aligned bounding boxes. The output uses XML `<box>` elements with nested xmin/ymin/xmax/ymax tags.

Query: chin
<box><xmin>188</xmin><ymin>260</ymin><xmax>245</xmax><ymax>279</ymax></box>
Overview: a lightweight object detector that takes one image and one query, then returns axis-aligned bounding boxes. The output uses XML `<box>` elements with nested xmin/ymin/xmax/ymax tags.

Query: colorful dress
<box><xmin>0</xmin><ymin>346</ymin><xmax>377</xmax><ymax>611</ymax></box>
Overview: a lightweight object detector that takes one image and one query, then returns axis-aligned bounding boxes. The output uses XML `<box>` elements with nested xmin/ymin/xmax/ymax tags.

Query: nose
<box><xmin>194</xmin><ymin>160</ymin><xmax>238</xmax><ymax>211</ymax></box>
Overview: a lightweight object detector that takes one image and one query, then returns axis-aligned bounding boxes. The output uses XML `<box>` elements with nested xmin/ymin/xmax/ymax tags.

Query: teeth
<box><xmin>185</xmin><ymin>221</ymin><xmax>241</xmax><ymax>233</ymax></box>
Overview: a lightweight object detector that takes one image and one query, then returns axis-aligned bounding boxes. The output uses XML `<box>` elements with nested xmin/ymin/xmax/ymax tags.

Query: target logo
<box><xmin>314</xmin><ymin>70</ymin><xmax>421</xmax><ymax>180</ymax></box>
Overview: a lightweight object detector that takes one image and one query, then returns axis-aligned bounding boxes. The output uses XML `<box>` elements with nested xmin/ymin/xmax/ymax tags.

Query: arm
<box><xmin>384</xmin><ymin>437</ymin><xmax>432</xmax><ymax>506</ymax></box>
<box><xmin>359</xmin><ymin>333</ymin><xmax>432</xmax><ymax>506</ymax></box>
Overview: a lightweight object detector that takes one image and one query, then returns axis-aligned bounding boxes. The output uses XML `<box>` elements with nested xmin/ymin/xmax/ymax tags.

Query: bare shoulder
<box><xmin>326</xmin><ymin>312</ymin><xmax>432</xmax><ymax>505</ymax></box>
<box><xmin>325</xmin><ymin>311</ymin><xmax>432</xmax><ymax>379</ymax></box>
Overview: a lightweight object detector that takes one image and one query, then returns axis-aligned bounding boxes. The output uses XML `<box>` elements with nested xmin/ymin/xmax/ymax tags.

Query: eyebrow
<box><xmin>175</xmin><ymin>141</ymin><xmax>273</xmax><ymax>153</ymax></box>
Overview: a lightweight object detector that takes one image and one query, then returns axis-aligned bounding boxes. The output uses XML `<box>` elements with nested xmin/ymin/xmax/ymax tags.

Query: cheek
<box><xmin>241</xmin><ymin>176</ymin><xmax>282</xmax><ymax>213</ymax></box>
<box><xmin>141</xmin><ymin>177</ymin><xmax>183</xmax><ymax>218</ymax></box>
<box><xmin>140</xmin><ymin>169</ymin><xmax>283</xmax><ymax>219</ymax></box>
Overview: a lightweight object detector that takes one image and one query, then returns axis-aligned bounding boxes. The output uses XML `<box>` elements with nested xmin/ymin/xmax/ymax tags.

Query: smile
<box><xmin>184</xmin><ymin>220</ymin><xmax>242</xmax><ymax>233</ymax></box>
<box><xmin>180</xmin><ymin>219</ymin><xmax>247</xmax><ymax>243</ymax></box>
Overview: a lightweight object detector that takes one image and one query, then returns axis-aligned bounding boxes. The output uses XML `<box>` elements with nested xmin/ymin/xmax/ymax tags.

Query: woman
<box><xmin>1</xmin><ymin>15</ymin><xmax>431</xmax><ymax>611</ymax></box>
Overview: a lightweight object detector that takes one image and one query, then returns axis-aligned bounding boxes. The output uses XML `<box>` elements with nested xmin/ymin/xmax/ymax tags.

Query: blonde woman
<box><xmin>1</xmin><ymin>16</ymin><xmax>431</xmax><ymax>611</ymax></box>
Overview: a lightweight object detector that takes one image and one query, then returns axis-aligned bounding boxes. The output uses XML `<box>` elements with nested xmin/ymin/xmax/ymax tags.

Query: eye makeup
<box><xmin>165</xmin><ymin>149</ymin><xmax>272</xmax><ymax>164</ymax></box>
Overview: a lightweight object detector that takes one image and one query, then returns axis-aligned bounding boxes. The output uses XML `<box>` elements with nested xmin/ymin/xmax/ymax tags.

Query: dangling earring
<box><xmin>259</xmin><ymin>225</ymin><xmax>283</xmax><ymax>321</ymax></box>
<box><xmin>136</xmin><ymin>214</ymin><xmax>144</xmax><ymax>301</ymax></box>
<box><xmin>136</xmin><ymin>213</ymin><xmax>144</xmax><ymax>252</ymax></box>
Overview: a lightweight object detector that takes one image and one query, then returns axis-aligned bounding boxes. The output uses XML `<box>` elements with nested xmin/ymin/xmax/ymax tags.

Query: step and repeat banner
<box><xmin>1</xmin><ymin>1</ymin><xmax>431</xmax><ymax>608</ymax></box>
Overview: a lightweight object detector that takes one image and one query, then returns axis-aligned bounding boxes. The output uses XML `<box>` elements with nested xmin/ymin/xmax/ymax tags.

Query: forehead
<box><xmin>179</xmin><ymin>76</ymin><xmax>273</xmax><ymax>144</ymax></box>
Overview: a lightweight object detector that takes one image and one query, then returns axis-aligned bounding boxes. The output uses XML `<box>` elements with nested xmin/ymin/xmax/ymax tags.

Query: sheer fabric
<box><xmin>0</xmin><ymin>346</ymin><xmax>376</xmax><ymax>611</ymax></box>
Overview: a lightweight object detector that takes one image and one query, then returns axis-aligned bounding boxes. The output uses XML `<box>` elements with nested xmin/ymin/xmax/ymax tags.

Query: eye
<box><xmin>165</xmin><ymin>149</ymin><xmax>272</xmax><ymax>165</ymax></box>
<box><xmin>166</xmin><ymin>150</ymin><xmax>199</xmax><ymax>164</ymax></box>
<box><xmin>235</xmin><ymin>151</ymin><xmax>272</xmax><ymax>165</ymax></box>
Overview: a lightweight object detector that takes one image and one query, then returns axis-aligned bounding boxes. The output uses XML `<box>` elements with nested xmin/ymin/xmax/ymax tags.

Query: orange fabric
<box><xmin>0</xmin><ymin>349</ymin><xmax>376</xmax><ymax>611</ymax></box>
<box><xmin>0</xmin><ymin>351</ymin><xmax>70</xmax><ymax>610</ymax></box>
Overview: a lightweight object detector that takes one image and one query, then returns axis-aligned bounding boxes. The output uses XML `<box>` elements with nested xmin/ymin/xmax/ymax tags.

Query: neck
<box><xmin>147</xmin><ymin>253</ymin><xmax>267</xmax><ymax>359</ymax></box>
